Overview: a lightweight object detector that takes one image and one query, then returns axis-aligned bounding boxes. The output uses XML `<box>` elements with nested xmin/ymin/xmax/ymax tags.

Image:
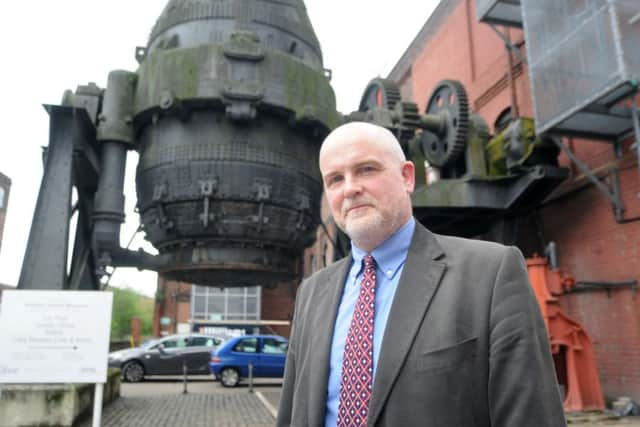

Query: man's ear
<box><xmin>402</xmin><ymin>161</ymin><xmax>415</xmax><ymax>193</ymax></box>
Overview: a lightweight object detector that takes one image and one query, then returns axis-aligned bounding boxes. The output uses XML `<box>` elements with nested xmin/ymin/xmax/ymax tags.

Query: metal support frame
<box><xmin>550</xmin><ymin>138</ymin><xmax>628</xmax><ymax>222</ymax></box>
<box><xmin>17</xmin><ymin>103</ymin><xmax>162</xmax><ymax>290</ymax></box>
<box><xmin>488</xmin><ymin>23</ymin><xmax>527</xmax><ymax>65</ymax></box>
<box><xmin>18</xmin><ymin>106</ymin><xmax>99</xmax><ymax>290</ymax></box>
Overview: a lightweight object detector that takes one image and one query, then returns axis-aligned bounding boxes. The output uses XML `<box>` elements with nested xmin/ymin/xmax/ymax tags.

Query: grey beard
<box><xmin>344</xmin><ymin>212</ymin><xmax>388</xmax><ymax>251</ymax></box>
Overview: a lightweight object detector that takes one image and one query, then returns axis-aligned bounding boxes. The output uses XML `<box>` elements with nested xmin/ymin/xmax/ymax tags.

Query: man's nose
<box><xmin>343</xmin><ymin>175</ymin><xmax>363</xmax><ymax>197</ymax></box>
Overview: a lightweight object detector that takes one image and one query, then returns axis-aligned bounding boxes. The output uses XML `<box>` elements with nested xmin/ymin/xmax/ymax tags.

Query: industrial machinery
<box><xmin>13</xmin><ymin>0</ymin><xmax>623</xmax><ymax>414</ymax></box>
<box><xmin>347</xmin><ymin>77</ymin><xmax>569</xmax><ymax>237</ymax></box>
<box><xmin>348</xmin><ymin>77</ymin><xmax>606</xmax><ymax>412</ymax></box>
<box><xmin>19</xmin><ymin>0</ymin><xmax>339</xmax><ymax>290</ymax></box>
<box><xmin>527</xmin><ymin>256</ymin><xmax>605</xmax><ymax>412</ymax></box>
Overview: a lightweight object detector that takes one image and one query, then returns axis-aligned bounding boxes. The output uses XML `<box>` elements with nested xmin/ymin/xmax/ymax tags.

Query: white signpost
<box><xmin>0</xmin><ymin>290</ymin><xmax>113</xmax><ymax>426</ymax></box>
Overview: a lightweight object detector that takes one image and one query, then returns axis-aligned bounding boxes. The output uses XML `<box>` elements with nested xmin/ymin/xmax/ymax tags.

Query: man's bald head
<box><xmin>319</xmin><ymin>122</ymin><xmax>406</xmax><ymax>167</ymax></box>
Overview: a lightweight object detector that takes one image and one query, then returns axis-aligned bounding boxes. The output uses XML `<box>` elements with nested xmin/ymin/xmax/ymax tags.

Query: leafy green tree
<box><xmin>138</xmin><ymin>296</ymin><xmax>154</xmax><ymax>336</ymax></box>
<box><xmin>109</xmin><ymin>286</ymin><xmax>154</xmax><ymax>340</ymax></box>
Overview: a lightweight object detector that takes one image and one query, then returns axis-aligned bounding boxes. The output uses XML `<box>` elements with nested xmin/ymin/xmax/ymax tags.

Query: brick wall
<box><xmin>262</xmin><ymin>282</ymin><xmax>297</xmax><ymax>337</ymax></box>
<box><xmin>154</xmin><ymin>277</ymin><xmax>192</xmax><ymax>335</ymax></box>
<box><xmin>543</xmin><ymin>161</ymin><xmax>640</xmax><ymax>399</ymax></box>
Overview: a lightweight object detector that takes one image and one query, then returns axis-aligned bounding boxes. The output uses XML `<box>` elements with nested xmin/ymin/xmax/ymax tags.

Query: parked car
<box><xmin>108</xmin><ymin>333</ymin><xmax>223</xmax><ymax>382</ymax></box>
<box><xmin>209</xmin><ymin>334</ymin><xmax>288</xmax><ymax>387</ymax></box>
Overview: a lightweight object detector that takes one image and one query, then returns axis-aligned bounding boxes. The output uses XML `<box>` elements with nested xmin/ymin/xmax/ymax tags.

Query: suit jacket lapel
<box><xmin>367</xmin><ymin>225</ymin><xmax>446</xmax><ymax>426</ymax></box>
<box><xmin>308</xmin><ymin>255</ymin><xmax>352</xmax><ymax>427</ymax></box>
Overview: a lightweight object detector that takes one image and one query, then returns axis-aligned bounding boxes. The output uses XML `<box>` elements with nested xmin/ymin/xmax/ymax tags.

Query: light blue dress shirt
<box><xmin>325</xmin><ymin>218</ymin><xmax>415</xmax><ymax>427</ymax></box>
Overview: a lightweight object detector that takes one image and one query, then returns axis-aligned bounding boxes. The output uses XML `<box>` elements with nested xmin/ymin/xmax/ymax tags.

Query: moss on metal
<box><xmin>486</xmin><ymin>117</ymin><xmax>538</xmax><ymax>176</ymax></box>
<box><xmin>133</xmin><ymin>44</ymin><xmax>338</xmax><ymax>129</ymax></box>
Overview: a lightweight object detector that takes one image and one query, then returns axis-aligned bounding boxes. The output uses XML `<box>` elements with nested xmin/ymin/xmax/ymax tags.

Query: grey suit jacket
<box><xmin>277</xmin><ymin>223</ymin><xmax>566</xmax><ymax>427</ymax></box>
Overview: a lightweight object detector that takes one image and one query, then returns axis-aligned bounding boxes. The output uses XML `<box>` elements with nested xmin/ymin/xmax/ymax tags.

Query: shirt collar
<box><xmin>351</xmin><ymin>217</ymin><xmax>415</xmax><ymax>280</ymax></box>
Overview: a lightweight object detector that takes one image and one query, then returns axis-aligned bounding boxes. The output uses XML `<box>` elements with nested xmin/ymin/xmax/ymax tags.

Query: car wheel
<box><xmin>219</xmin><ymin>368</ymin><xmax>240</xmax><ymax>387</ymax></box>
<box><xmin>122</xmin><ymin>361</ymin><xmax>145</xmax><ymax>383</ymax></box>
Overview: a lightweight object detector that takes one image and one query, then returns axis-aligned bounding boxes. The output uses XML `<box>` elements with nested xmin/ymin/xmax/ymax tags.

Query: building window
<box><xmin>494</xmin><ymin>107</ymin><xmax>514</xmax><ymax>133</ymax></box>
<box><xmin>191</xmin><ymin>286</ymin><xmax>261</xmax><ymax>321</ymax></box>
<box><xmin>0</xmin><ymin>186</ymin><xmax>4</xmax><ymax>210</ymax></box>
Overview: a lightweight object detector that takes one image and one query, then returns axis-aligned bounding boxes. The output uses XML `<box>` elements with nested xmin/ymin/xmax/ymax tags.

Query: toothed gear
<box><xmin>420</xmin><ymin>79</ymin><xmax>469</xmax><ymax>168</ymax></box>
<box><xmin>358</xmin><ymin>78</ymin><xmax>401</xmax><ymax>111</ymax></box>
<box><xmin>393</xmin><ymin>101</ymin><xmax>420</xmax><ymax>148</ymax></box>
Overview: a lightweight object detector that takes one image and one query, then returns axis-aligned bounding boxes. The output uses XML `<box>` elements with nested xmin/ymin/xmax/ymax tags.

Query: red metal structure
<box><xmin>527</xmin><ymin>256</ymin><xmax>605</xmax><ymax>412</ymax></box>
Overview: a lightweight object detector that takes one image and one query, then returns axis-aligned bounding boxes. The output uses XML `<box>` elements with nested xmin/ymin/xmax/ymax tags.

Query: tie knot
<box><xmin>363</xmin><ymin>254</ymin><xmax>375</xmax><ymax>269</ymax></box>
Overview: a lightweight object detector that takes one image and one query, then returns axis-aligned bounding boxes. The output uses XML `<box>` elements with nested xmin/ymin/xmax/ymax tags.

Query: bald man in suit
<box><xmin>277</xmin><ymin>122</ymin><xmax>566</xmax><ymax>427</ymax></box>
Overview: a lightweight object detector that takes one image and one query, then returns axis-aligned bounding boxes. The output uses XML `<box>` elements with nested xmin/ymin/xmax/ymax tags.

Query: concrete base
<box><xmin>0</xmin><ymin>368</ymin><xmax>120</xmax><ymax>427</ymax></box>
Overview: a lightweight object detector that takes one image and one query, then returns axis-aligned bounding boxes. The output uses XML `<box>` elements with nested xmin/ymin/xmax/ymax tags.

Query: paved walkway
<box><xmin>76</xmin><ymin>377</ymin><xmax>281</xmax><ymax>427</ymax></box>
<box><xmin>77</xmin><ymin>393</ymin><xmax>274</xmax><ymax>427</ymax></box>
<box><xmin>567</xmin><ymin>413</ymin><xmax>640</xmax><ymax>426</ymax></box>
<box><xmin>73</xmin><ymin>376</ymin><xmax>640</xmax><ymax>427</ymax></box>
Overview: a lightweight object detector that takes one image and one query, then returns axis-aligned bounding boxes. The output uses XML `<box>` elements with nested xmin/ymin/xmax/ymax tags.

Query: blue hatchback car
<box><xmin>209</xmin><ymin>334</ymin><xmax>288</xmax><ymax>387</ymax></box>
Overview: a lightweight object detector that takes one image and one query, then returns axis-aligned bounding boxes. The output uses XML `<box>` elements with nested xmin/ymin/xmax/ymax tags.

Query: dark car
<box><xmin>108</xmin><ymin>333</ymin><xmax>223</xmax><ymax>382</ymax></box>
<box><xmin>209</xmin><ymin>334</ymin><xmax>288</xmax><ymax>387</ymax></box>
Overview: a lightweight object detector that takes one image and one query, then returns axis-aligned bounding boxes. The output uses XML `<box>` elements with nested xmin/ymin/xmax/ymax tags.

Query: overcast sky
<box><xmin>0</xmin><ymin>0</ymin><xmax>439</xmax><ymax>296</ymax></box>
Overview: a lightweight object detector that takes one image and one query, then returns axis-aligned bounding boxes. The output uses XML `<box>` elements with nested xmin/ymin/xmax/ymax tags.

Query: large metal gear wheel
<box><xmin>356</xmin><ymin>78</ymin><xmax>420</xmax><ymax>151</ymax></box>
<box><xmin>358</xmin><ymin>78</ymin><xmax>401</xmax><ymax>111</ymax></box>
<box><xmin>393</xmin><ymin>101</ymin><xmax>420</xmax><ymax>149</ymax></box>
<box><xmin>420</xmin><ymin>79</ymin><xmax>470</xmax><ymax>168</ymax></box>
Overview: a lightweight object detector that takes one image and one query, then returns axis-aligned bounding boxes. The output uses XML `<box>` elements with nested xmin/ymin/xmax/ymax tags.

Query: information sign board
<box><xmin>0</xmin><ymin>290</ymin><xmax>113</xmax><ymax>383</ymax></box>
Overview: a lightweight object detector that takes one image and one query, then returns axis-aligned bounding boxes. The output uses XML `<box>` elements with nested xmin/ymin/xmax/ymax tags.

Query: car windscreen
<box><xmin>140</xmin><ymin>339</ymin><xmax>158</xmax><ymax>350</ymax></box>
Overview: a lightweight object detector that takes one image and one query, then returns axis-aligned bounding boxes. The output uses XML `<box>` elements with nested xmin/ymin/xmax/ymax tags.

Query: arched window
<box><xmin>494</xmin><ymin>107</ymin><xmax>514</xmax><ymax>133</ymax></box>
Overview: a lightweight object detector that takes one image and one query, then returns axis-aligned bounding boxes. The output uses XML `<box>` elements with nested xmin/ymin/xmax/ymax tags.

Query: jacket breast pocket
<box><xmin>415</xmin><ymin>337</ymin><xmax>477</xmax><ymax>374</ymax></box>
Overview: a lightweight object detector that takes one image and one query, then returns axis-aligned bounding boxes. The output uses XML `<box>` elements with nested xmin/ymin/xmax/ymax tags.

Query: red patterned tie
<box><xmin>337</xmin><ymin>255</ymin><xmax>376</xmax><ymax>427</ymax></box>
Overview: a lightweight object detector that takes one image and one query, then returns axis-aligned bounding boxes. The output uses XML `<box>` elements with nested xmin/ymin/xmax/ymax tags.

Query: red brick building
<box><xmin>154</xmin><ymin>0</ymin><xmax>640</xmax><ymax>402</ymax></box>
<box><xmin>386</xmin><ymin>0</ymin><xmax>640</xmax><ymax>402</ymax></box>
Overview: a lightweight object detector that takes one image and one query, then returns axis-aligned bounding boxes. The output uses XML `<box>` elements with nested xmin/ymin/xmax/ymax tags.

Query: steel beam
<box><xmin>18</xmin><ymin>106</ymin><xmax>94</xmax><ymax>289</ymax></box>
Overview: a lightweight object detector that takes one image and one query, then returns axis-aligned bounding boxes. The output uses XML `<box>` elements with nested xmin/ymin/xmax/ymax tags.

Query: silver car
<box><xmin>108</xmin><ymin>334</ymin><xmax>223</xmax><ymax>382</ymax></box>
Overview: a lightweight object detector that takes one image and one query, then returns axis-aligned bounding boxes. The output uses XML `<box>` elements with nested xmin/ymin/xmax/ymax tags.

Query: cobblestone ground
<box><xmin>568</xmin><ymin>414</ymin><xmax>640</xmax><ymax>426</ymax></box>
<box><xmin>76</xmin><ymin>393</ymin><xmax>274</xmax><ymax>427</ymax></box>
<box><xmin>75</xmin><ymin>378</ymin><xmax>279</xmax><ymax>427</ymax></box>
<box><xmin>72</xmin><ymin>377</ymin><xmax>640</xmax><ymax>427</ymax></box>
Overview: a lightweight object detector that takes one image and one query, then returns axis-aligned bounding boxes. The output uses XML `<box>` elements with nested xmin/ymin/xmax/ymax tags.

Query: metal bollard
<box><xmin>182</xmin><ymin>355</ymin><xmax>188</xmax><ymax>394</ymax></box>
<box><xmin>248</xmin><ymin>363</ymin><xmax>254</xmax><ymax>393</ymax></box>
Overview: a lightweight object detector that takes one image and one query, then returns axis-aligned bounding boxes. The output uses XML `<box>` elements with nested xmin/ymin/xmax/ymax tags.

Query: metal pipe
<box><xmin>93</xmin><ymin>141</ymin><xmax>126</xmax><ymax>239</ymax></box>
<box><xmin>92</xmin><ymin>70</ymin><xmax>163</xmax><ymax>273</ymax></box>
<box><xmin>544</xmin><ymin>242</ymin><xmax>558</xmax><ymax>270</ymax></box>
<box><xmin>569</xmin><ymin>280</ymin><xmax>638</xmax><ymax>294</ymax></box>
<box><xmin>420</xmin><ymin>114</ymin><xmax>447</xmax><ymax>135</ymax></box>
<box><xmin>505</xmin><ymin>28</ymin><xmax>520</xmax><ymax>118</ymax></box>
<box><xmin>93</xmin><ymin>70</ymin><xmax>134</xmax><ymax>251</ymax></box>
